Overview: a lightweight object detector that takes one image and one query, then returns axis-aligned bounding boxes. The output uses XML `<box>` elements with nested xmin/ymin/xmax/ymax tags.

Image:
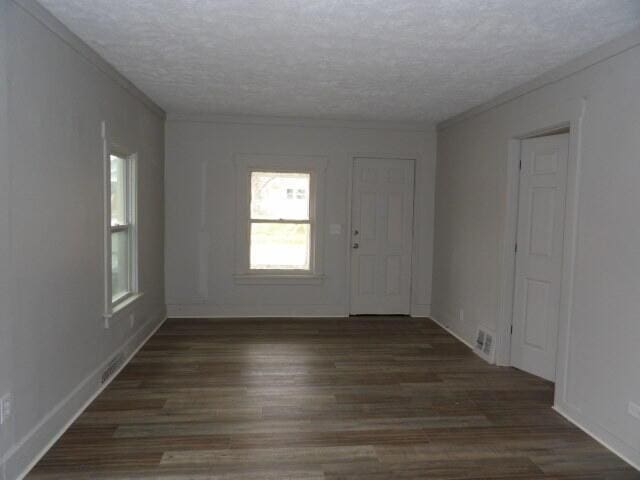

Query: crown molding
<box><xmin>13</xmin><ymin>0</ymin><xmax>165</xmax><ymax>119</ymax></box>
<box><xmin>438</xmin><ymin>26</ymin><xmax>640</xmax><ymax>131</ymax></box>
<box><xmin>167</xmin><ymin>112</ymin><xmax>433</xmax><ymax>132</ymax></box>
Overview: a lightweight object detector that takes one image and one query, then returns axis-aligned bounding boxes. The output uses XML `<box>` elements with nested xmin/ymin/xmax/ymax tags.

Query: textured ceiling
<box><xmin>38</xmin><ymin>0</ymin><xmax>640</xmax><ymax>122</ymax></box>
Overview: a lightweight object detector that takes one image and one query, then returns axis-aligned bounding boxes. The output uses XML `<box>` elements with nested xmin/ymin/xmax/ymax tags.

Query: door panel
<box><xmin>385</xmin><ymin>256</ymin><xmax>402</xmax><ymax>295</ymax></box>
<box><xmin>360</xmin><ymin>192</ymin><xmax>376</xmax><ymax>240</ymax></box>
<box><xmin>511</xmin><ymin>134</ymin><xmax>569</xmax><ymax>381</ymax></box>
<box><xmin>386</xmin><ymin>193</ymin><xmax>404</xmax><ymax>246</ymax></box>
<box><xmin>350</xmin><ymin>158</ymin><xmax>414</xmax><ymax>315</ymax></box>
<box><xmin>523</xmin><ymin>279</ymin><xmax>550</xmax><ymax>350</ymax></box>
<box><xmin>529</xmin><ymin>187</ymin><xmax>556</xmax><ymax>256</ymax></box>
<box><xmin>357</xmin><ymin>255</ymin><xmax>376</xmax><ymax>295</ymax></box>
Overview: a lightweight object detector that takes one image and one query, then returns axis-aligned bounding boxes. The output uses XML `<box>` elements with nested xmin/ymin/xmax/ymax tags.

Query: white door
<box><xmin>511</xmin><ymin>134</ymin><xmax>569</xmax><ymax>381</ymax></box>
<box><xmin>350</xmin><ymin>158</ymin><xmax>414</xmax><ymax>315</ymax></box>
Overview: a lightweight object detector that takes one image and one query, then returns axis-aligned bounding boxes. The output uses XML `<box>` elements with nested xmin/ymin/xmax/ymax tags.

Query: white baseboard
<box><xmin>167</xmin><ymin>304</ymin><xmax>348</xmax><ymax>318</ymax></box>
<box><xmin>431</xmin><ymin>316</ymin><xmax>639</xmax><ymax>471</ymax></box>
<box><xmin>429</xmin><ymin>314</ymin><xmax>476</xmax><ymax>351</ymax></box>
<box><xmin>4</xmin><ymin>308</ymin><xmax>636</xmax><ymax>478</ymax></box>
<box><xmin>2</xmin><ymin>311</ymin><xmax>166</xmax><ymax>480</ymax></box>
<box><xmin>168</xmin><ymin>304</ymin><xmax>433</xmax><ymax>319</ymax></box>
<box><xmin>553</xmin><ymin>403</ymin><xmax>640</xmax><ymax>471</ymax></box>
<box><xmin>410</xmin><ymin>304</ymin><xmax>431</xmax><ymax>318</ymax></box>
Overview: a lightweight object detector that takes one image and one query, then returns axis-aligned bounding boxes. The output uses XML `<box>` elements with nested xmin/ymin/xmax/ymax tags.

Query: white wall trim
<box><xmin>345</xmin><ymin>153</ymin><xmax>422</xmax><ymax>316</ymax></box>
<box><xmin>553</xmin><ymin>404</ymin><xmax>640</xmax><ymax>471</ymax></box>
<box><xmin>438</xmin><ymin>26</ymin><xmax>640</xmax><ymax>131</ymax></box>
<box><xmin>167</xmin><ymin>304</ymin><xmax>348</xmax><ymax>318</ymax></box>
<box><xmin>167</xmin><ymin>112</ymin><xmax>431</xmax><ymax>132</ymax></box>
<box><xmin>233</xmin><ymin>153</ymin><xmax>328</xmax><ymax>279</ymax></box>
<box><xmin>233</xmin><ymin>274</ymin><xmax>325</xmax><ymax>285</ymax></box>
<box><xmin>2</xmin><ymin>311</ymin><xmax>166</xmax><ymax>480</ymax></box>
<box><xmin>12</xmin><ymin>0</ymin><xmax>165</xmax><ymax>119</ymax></box>
<box><xmin>410</xmin><ymin>304</ymin><xmax>431</xmax><ymax>318</ymax></box>
<box><xmin>429</xmin><ymin>315</ymin><xmax>476</xmax><ymax>352</ymax></box>
<box><xmin>381</xmin><ymin>313</ymin><xmax>640</xmax><ymax>471</ymax></box>
<box><xmin>168</xmin><ymin>304</ymin><xmax>434</xmax><ymax>319</ymax></box>
<box><xmin>495</xmin><ymin>138</ymin><xmax>524</xmax><ymax>366</ymax></box>
<box><xmin>495</xmin><ymin>97</ymin><xmax>586</xmax><ymax>417</ymax></box>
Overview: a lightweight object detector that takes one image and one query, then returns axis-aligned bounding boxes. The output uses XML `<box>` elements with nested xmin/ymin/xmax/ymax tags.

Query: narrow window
<box><xmin>107</xmin><ymin>153</ymin><xmax>137</xmax><ymax>309</ymax></box>
<box><xmin>249</xmin><ymin>171</ymin><xmax>312</xmax><ymax>271</ymax></box>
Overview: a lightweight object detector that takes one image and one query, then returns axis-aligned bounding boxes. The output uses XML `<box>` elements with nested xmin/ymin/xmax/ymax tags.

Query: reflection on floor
<box><xmin>29</xmin><ymin>317</ymin><xmax>637</xmax><ymax>479</ymax></box>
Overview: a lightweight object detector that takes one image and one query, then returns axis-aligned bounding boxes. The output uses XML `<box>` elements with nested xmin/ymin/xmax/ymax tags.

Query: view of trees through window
<box><xmin>110</xmin><ymin>154</ymin><xmax>132</xmax><ymax>300</ymax></box>
<box><xmin>250</xmin><ymin>171</ymin><xmax>311</xmax><ymax>270</ymax></box>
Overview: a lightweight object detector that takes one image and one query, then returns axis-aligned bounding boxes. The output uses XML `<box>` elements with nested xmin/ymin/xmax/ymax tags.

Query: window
<box><xmin>250</xmin><ymin>171</ymin><xmax>311</xmax><ymax>270</ymax></box>
<box><xmin>234</xmin><ymin>154</ymin><xmax>327</xmax><ymax>284</ymax></box>
<box><xmin>110</xmin><ymin>154</ymin><xmax>135</xmax><ymax>300</ymax></box>
<box><xmin>104</xmin><ymin>150</ymin><xmax>139</xmax><ymax>315</ymax></box>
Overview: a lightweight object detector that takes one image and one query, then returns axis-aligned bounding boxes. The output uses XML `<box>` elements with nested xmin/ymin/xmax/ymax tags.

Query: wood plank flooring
<box><xmin>28</xmin><ymin>317</ymin><xmax>638</xmax><ymax>479</ymax></box>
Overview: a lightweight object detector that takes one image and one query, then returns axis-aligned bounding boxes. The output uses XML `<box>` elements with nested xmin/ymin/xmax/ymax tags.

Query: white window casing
<box><xmin>102</xmin><ymin>121</ymin><xmax>142</xmax><ymax>323</ymax></box>
<box><xmin>233</xmin><ymin>154</ymin><xmax>327</xmax><ymax>285</ymax></box>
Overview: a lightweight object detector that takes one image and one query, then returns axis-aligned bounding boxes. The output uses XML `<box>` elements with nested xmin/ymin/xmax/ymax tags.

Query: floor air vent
<box><xmin>475</xmin><ymin>328</ymin><xmax>495</xmax><ymax>363</ymax></box>
<box><xmin>101</xmin><ymin>353</ymin><xmax>124</xmax><ymax>384</ymax></box>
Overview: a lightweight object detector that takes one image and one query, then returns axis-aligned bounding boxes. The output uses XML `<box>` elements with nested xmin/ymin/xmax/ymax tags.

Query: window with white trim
<box><xmin>106</xmin><ymin>151</ymin><xmax>138</xmax><ymax>312</ymax></box>
<box><xmin>234</xmin><ymin>154</ymin><xmax>327</xmax><ymax>283</ymax></box>
<box><xmin>250</xmin><ymin>170</ymin><xmax>312</xmax><ymax>271</ymax></box>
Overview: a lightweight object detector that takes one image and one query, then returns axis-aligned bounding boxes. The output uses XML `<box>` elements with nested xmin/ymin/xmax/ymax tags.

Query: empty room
<box><xmin>1</xmin><ymin>0</ymin><xmax>639</xmax><ymax>478</ymax></box>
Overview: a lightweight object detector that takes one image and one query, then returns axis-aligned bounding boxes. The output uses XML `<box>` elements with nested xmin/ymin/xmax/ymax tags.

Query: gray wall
<box><xmin>165</xmin><ymin>118</ymin><xmax>435</xmax><ymax>317</ymax></box>
<box><xmin>0</xmin><ymin>1</ymin><xmax>12</xmax><ymax>473</ymax></box>
<box><xmin>433</xmin><ymin>37</ymin><xmax>640</xmax><ymax>466</ymax></box>
<box><xmin>0</xmin><ymin>2</ymin><xmax>165</xmax><ymax>478</ymax></box>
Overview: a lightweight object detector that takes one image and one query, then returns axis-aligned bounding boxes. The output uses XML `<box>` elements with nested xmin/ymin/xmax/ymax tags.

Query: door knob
<box><xmin>352</xmin><ymin>242</ymin><xmax>359</xmax><ymax>249</ymax></box>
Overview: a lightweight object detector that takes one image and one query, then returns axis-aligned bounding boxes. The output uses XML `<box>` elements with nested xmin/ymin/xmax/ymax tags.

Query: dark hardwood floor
<box><xmin>29</xmin><ymin>317</ymin><xmax>638</xmax><ymax>479</ymax></box>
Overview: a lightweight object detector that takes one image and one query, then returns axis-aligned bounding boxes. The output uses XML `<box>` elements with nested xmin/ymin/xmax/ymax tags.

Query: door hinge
<box><xmin>510</xmin><ymin>325</ymin><xmax>513</xmax><ymax>335</ymax></box>
<box><xmin>515</xmin><ymin>243</ymin><xmax>518</xmax><ymax>253</ymax></box>
<box><xmin>519</xmin><ymin>159</ymin><xmax>522</xmax><ymax>170</ymax></box>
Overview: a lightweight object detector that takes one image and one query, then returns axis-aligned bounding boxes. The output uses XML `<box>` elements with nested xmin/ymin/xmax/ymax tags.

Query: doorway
<box><xmin>510</xmin><ymin>131</ymin><xmax>569</xmax><ymax>381</ymax></box>
<box><xmin>349</xmin><ymin>157</ymin><xmax>415</xmax><ymax>315</ymax></box>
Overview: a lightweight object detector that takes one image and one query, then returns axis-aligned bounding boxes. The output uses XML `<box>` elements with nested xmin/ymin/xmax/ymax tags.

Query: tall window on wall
<box><xmin>234</xmin><ymin>155</ymin><xmax>327</xmax><ymax>284</ymax></box>
<box><xmin>250</xmin><ymin>171</ymin><xmax>312</xmax><ymax>270</ymax></box>
<box><xmin>103</xmin><ymin>126</ymin><xmax>140</xmax><ymax>318</ymax></box>
<box><xmin>110</xmin><ymin>153</ymin><xmax>137</xmax><ymax>302</ymax></box>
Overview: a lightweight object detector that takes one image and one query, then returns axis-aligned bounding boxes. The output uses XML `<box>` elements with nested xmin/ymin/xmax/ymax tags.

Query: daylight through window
<box><xmin>250</xmin><ymin>171</ymin><xmax>311</xmax><ymax>270</ymax></box>
<box><xmin>110</xmin><ymin>154</ymin><xmax>135</xmax><ymax>303</ymax></box>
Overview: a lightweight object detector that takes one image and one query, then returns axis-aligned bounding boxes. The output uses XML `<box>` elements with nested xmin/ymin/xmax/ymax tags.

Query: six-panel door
<box><xmin>511</xmin><ymin>134</ymin><xmax>569</xmax><ymax>381</ymax></box>
<box><xmin>350</xmin><ymin>158</ymin><xmax>415</xmax><ymax>315</ymax></box>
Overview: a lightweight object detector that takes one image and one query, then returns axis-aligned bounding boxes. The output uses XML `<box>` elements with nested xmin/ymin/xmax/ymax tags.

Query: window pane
<box><xmin>111</xmin><ymin>230</ymin><xmax>130</xmax><ymax>300</ymax></box>
<box><xmin>251</xmin><ymin>172</ymin><xmax>310</xmax><ymax>220</ymax></box>
<box><xmin>110</xmin><ymin>155</ymin><xmax>126</xmax><ymax>226</ymax></box>
<box><xmin>250</xmin><ymin>223</ymin><xmax>310</xmax><ymax>270</ymax></box>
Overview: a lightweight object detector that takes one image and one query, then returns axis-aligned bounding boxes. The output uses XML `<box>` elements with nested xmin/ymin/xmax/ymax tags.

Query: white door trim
<box><xmin>511</xmin><ymin>133</ymin><xmax>569</xmax><ymax>381</ymax></box>
<box><xmin>346</xmin><ymin>154</ymin><xmax>418</xmax><ymax>316</ymax></box>
<box><xmin>496</xmin><ymin>97</ymin><xmax>586</xmax><ymax>405</ymax></box>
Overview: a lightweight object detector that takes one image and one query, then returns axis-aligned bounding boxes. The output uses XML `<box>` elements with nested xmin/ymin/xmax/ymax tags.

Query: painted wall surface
<box><xmin>433</xmin><ymin>42</ymin><xmax>640</xmax><ymax>465</ymax></box>
<box><xmin>165</xmin><ymin>119</ymin><xmax>435</xmax><ymax>317</ymax></box>
<box><xmin>0</xmin><ymin>2</ymin><xmax>165</xmax><ymax>478</ymax></box>
<box><xmin>0</xmin><ymin>0</ymin><xmax>12</xmax><ymax>468</ymax></box>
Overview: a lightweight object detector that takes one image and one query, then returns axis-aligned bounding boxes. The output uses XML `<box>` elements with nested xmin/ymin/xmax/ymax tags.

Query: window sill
<box><xmin>103</xmin><ymin>292</ymin><xmax>144</xmax><ymax>328</ymax></box>
<box><xmin>233</xmin><ymin>274</ymin><xmax>325</xmax><ymax>285</ymax></box>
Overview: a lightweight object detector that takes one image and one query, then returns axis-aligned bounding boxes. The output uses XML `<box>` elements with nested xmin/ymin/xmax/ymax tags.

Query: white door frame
<box><xmin>510</xmin><ymin>132</ymin><xmax>569</xmax><ymax>381</ymax></box>
<box><xmin>346</xmin><ymin>154</ymin><xmax>418</xmax><ymax>316</ymax></box>
<box><xmin>496</xmin><ymin>97</ymin><xmax>586</xmax><ymax>406</ymax></box>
